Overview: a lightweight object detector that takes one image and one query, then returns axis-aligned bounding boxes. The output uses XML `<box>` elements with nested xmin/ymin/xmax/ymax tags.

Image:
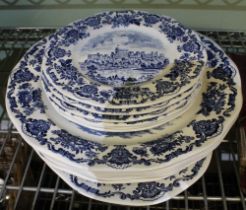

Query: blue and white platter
<box><xmin>42</xmin><ymin>11</ymin><xmax>207</xmax><ymax>108</ymax></box>
<box><xmin>6</xmin><ymin>33</ymin><xmax>242</xmax><ymax>174</ymax></box>
<box><xmin>37</xmin><ymin>150</ymin><xmax>212</xmax><ymax>206</ymax></box>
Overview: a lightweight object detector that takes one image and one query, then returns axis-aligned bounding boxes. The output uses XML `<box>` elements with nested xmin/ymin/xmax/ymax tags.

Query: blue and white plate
<box><xmin>42</xmin><ymin>72</ymin><xmax>200</xmax><ymax>117</ymax></box>
<box><xmin>38</xmin><ymin>150</ymin><xmax>212</xmax><ymax>206</ymax></box>
<box><xmin>42</xmin><ymin>91</ymin><xmax>186</xmax><ymax>144</ymax></box>
<box><xmin>6</xmin><ymin>33</ymin><xmax>242</xmax><ymax>173</ymax></box>
<box><xmin>44</xmin><ymin>86</ymin><xmax>198</xmax><ymax>124</ymax></box>
<box><xmin>41</xmin><ymin>84</ymin><xmax>200</xmax><ymax>132</ymax></box>
<box><xmin>37</xmin><ymin>143</ymin><xmax>212</xmax><ymax>183</ymax></box>
<box><xmin>42</xmin><ymin>11</ymin><xmax>207</xmax><ymax>108</ymax></box>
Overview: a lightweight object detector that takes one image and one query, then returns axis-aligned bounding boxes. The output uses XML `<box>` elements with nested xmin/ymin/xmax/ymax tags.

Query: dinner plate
<box><xmin>37</xmin><ymin>151</ymin><xmax>212</xmax><ymax>206</ymax></box>
<box><xmin>44</xmin><ymin>87</ymin><xmax>197</xmax><ymax>123</ymax></box>
<box><xmin>42</xmin><ymin>10</ymin><xmax>207</xmax><ymax>108</ymax></box>
<box><xmin>42</xmin><ymin>89</ymin><xmax>187</xmax><ymax>144</ymax></box>
<box><xmin>48</xmin><ymin>90</ymin><xmax>196</xmax><ymax>123</ymax></box>
<box><xmin>42</xmin><ymin>72</ymin><xmax>200</xmax><ymax>115</ymax></box>
<box><xmin>36</xmin><ymin>144</ymin><xmax>213</xmax><ymax>183</ymax></box>
<box><xmin>41</xmin><ymin>84</ymin><xmax>200</xmax><ymax>132</ymax></box>
<box><xmin>43</xmin><ymin>71</ymin><xmax>201</xmax><ymax>117</ymax></box>
<box><xmin>6</xmin><ymin>32</ymin><xmax>242</xmax><ymax>174</ymax></box>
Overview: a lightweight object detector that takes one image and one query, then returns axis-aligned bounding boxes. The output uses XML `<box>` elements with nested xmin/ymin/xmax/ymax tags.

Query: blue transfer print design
<box><xmin>24</xmin><ymin>119</ymin><xmax>50</xmax><ymax>138</ymax></box>
<box><xmin>200</xmin><ymin>35</ymin><xmax>237</xmax><ymax>117</ymax></box>
<box><xmin>69</xmin><ymin>158</ymin><xmax>205</xmax><ymax>201</ymax></box>
<box><xmin>191</xmin><ymin>117</ymin><xmax>224</xmax><ymax>142</ymax></box>
<box><xmin>42</xmin><ymin>70</ymin><xmax>197</xmax><ymax>115</ymax></box>
<box><xmin>44</xmin><ymin>10</ymin><xmax>206</xmax><ymax>105</ymax></box>
<box><xmin>199</xmin><ymin>82</ymin><xmax>226</xmax><ymax>116</ymax></box>
<box><xmin>80</xmin><ymin>47</ymin><xmax>169</xmax><ymax>86</ymax></box>
<box><xmin>17</xmin><ymin>85</ymin><xmax>45</xmax><ymax>115</ymax></box>
<box><xmin>6</xmin><ymin>33</ymin><xmax>238</xmax><ymax>169</ymax></box>
<box><xmin>44</xmin><ymin>80</ymin><xmax>191</xmax><ymax>125</ymax></box>
<box><xmin>79</xmin><ymin>30</ymin><xmax>169</xmax><ymax>86</ymax></box>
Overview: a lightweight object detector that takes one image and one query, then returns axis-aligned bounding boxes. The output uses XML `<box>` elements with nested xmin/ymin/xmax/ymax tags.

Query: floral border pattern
<box><xmin>44</xmin><ymin>10</ymin><xmax>206</xmax><ymax>106</ymax></box>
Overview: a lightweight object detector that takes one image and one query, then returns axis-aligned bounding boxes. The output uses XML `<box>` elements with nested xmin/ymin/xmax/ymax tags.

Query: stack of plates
<box><xmin>6</xmin><ymin>11</ymin><xmax>242</xmax><ymax>206</ymax></box>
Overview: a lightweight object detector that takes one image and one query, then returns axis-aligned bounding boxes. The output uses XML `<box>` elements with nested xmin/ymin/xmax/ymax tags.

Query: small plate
<box><xmin>42</xmin><ymin>11</ymin><xmax>207</xmax><ymax>108</ymax></box>
<box><xmin>38</xmin><ymin>151</ymin><xmax>212</xmax><ymax>206</ymax></box>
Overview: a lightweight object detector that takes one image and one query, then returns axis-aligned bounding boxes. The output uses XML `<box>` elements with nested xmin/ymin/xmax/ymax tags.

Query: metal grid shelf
<box><xmin>0</xmin><ymin>29</ymin><xmax>245</xmax><ymax>210</ymax></box>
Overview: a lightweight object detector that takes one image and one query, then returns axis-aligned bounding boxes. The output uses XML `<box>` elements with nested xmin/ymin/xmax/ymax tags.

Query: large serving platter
<box><xmin>38</xmin><ymin>150</ymin><xmax>212</xmax><ymax>206</ymax></box>
<box><xmin>6</xmin><ymin>32</ymin><xmax>242</xmax><ymax>176</ymax></box>
<box><xmin>42</xmin><ymin>11</ymin><xmax>207</xmax><ymax>108</ymax></box>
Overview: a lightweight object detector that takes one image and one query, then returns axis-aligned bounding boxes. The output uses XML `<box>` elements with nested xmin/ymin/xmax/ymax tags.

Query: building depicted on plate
<box><xmin>80</xmin><ymin>47</ymin><xmax>168</xmax><ymax>71</ymax></box>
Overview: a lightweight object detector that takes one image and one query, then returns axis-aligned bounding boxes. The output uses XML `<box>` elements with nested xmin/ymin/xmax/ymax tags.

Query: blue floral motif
<box><xmin>84</xmin><ymin>16</ymin><xmax>101</xmax><ymax>28</ymax></box>
<box><xmin>99</xmin><ymin>91</ymin><xmax>110</xmax><ymax>99</ymax></box>
<box><xmin>209</xmin><ymin>65</ymin><xmax>234</xmax><ymax>82</ymax></box>
<box><xmin>199</xmin><ymin>82</ymin><xmax>226</xmax><ymax>116</ymax></box>
<box><xmin>159</xmin><ymin>21</ymin><xmax>186</xmax><ymax>43</ymax></box>
<box><xmin>52</xmin><ymin>48</ymin><xmax>66</xmax><ymax>58</ymax></box>
<box><xmin>111</xmin><ymin>12</ymin><xmax>141</xmax><ymax>28</ymax></box>
<box><xmin>182</xmin><ymin>40</ymin><xmax>199</xmax><ymax>53</ymax></box>
<box><xmin>77</xmin><ymin>85</ymin><xmax>98</xmax><ymax>97</ymax></box>
<box><xmin>191</xmin><ymin>117</ymin><xmax>224</xmax><ymax>139</ymax></box>
<box><xmin>133</xmin><ymin>182</ymin><xmax>167</xmax><ymax>199</ymax></box>
<box><xmin>102</xmin><ymin>146</ymin><xmax>137</xmax><ymax>169</ymax></box>
<box><xmin>13</xmin><ymin>70</ymin><xmax>34</xmax><ymax>82</ymax></box>
<box><xmin>143</xmin><ymin>132</ymin><xmax>194</xmax><ymax>157</ymax></box>
<box><xmin>132</xmin><ymin>148</ymin><xmax>148</xmax><ymax>157</ymax></box>
<box><xmin>166</xmin><ymin>60</ymin><xmax>193</xmax><ymax>81</ymax></box>
<box><xmin>156</xmin><ymin>81</ymin><xmax>178</xmax><ymax>95</ymax></box>
<box><xmin>54</xmin><ymin>59</ymin><xmax>78</xmax><ymax>81</ymax></box>
<box><xmin>17</xmin><ymin>86</ymin><xmax>44</xmax><ymax>115</ymax></box>
<box><xmin>112</xmin><ymin>184</ymin><xmax>125</xmax><ymax>191</ymax></box>
<box><xmin>143</xmin><ymin>14</ymin><xmax>160</xmax><ymax>25</ymax></box>
<box><xmin>18</xmin><ymin>90</ymin><xmax>32</xmax><ymax>107</ymax></box>
<box><xmin>24</xmin><ymin>119</ymin><xmax>50</xmax><ymax>137</ymax></box>
<box><xmin>67</xmin><ymin>28</ymin><xmax>79</xmax><ymax>37</ymax></box>
<box><xmin>50</xmin><ymin>130</ymin><xmax>107</xmax><ymax>156</ymax></box>
<box><xmin>182</xmin><ymin>159</ymin><xmax>205</xmax><ymax>181</ymax></box>
<box><xmin>58</xmin><ymin>27</ymin><xmax>89</xmax><ymax>46</ymax></box>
